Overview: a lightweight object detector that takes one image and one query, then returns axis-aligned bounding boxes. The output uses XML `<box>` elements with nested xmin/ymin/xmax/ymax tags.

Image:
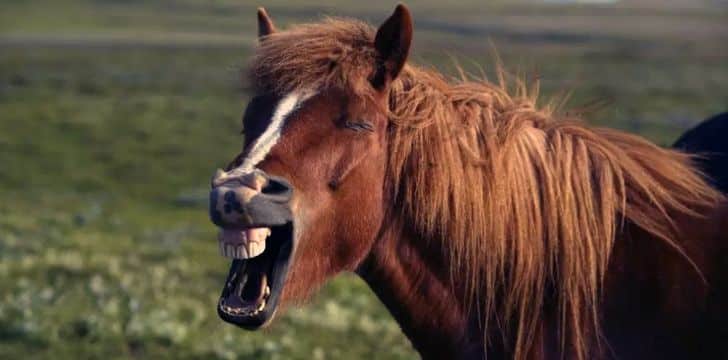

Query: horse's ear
<box><xmin>257</xmin><ymin>7</ymin><xmax>276</xmax><ymax>39</ymax></box>
<box><xmin>372</xmin><ymin>4</ymin><xmax>413</xmax><ymax>89</ymax></box>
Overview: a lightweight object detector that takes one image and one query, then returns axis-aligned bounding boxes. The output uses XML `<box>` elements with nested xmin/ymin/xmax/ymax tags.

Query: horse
<box><xmin>207</xmin><ymin>5</ymin><xmax>728</xmax><ymax>359</ymax></box>
<box><xmin>673</xmin><ymin>112</ymin><xmax>728</xmax><ymax>193</ymax></box>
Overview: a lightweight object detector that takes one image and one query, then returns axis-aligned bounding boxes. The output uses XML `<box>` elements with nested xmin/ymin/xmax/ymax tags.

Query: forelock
<box><xmin>248</xmin><ymin>18</ymin><xmax>379</xmax><ymax>98</ymax></box>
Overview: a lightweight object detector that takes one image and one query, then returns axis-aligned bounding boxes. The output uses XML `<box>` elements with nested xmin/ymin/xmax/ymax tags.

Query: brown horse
<box><xmin>207</xmin><ymin>5</ymin><xmax>728</xmax><ymax>359</ymax></box>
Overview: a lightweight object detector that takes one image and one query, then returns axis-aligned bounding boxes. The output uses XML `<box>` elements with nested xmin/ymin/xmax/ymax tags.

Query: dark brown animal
<box><xmin>674</xmin><ymin>112</ymin><xmax>728</xmax><ymax>193</ymax></box>
<box><xmin>207</xmin><ymin>5</ymin><xmax>728</xmax><ymax>359</ymax></box>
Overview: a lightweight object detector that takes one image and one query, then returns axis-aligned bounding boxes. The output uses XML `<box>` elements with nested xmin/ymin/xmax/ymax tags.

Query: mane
<box><xmin>249</xmin><ymin>18</ymin><xmax>723</xmax><ymax>359</ymax></box>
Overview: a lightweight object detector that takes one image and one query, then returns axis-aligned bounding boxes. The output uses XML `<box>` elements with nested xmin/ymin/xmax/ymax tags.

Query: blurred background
<box><xmin>0</xmin><ymin>0</ymin><xmax>726</xmax><ymax>359</ymax></box>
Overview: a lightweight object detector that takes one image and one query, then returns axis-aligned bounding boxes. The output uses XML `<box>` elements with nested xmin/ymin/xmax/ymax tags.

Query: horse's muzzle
<box><xmin>210</xmin><ymin>168</ymin><xmax>296</xmax><ymax>328</ymax></box>
<box><xmin>209</xmin><ymin>168</ymin><xmax>293</xmax><ymax>228</ymax></box>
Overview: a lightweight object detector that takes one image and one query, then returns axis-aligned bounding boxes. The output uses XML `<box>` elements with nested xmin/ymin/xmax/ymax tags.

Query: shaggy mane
<box><xmin>248</xmin><ymin>18</ymin><xmax>722</xmax><ymax>359</ymax></box>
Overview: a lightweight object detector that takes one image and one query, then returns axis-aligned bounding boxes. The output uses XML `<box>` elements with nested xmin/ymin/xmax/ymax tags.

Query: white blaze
<box><xmin>235</xmin><ymin>90</ymin><xmax>313</xmax><ymax>174</ymax></box>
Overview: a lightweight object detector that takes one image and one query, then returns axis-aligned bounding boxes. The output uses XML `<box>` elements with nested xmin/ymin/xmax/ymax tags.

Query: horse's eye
<box><xmin>343</xmin><ymin>120</ymin><xmax>374</xmax><ymax>132</ymax></box>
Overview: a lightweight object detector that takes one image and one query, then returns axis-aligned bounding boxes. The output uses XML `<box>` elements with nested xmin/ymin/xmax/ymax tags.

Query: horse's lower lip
<box><xmin>217</xmin><ymin>222</ymin><xmax>294</xmax><ymax>329</ymax></box>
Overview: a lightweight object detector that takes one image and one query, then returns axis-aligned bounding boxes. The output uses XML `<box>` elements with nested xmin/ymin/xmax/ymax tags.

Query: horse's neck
<box><xmin>595</xmin><ymin>201</ymin><xmax>728</xmax><ymax>358</ymax></box>
<box><xmin>356</xmin><ymin>220</ymin><xmax>481</xmax><ymax>359</ymax></box>
<box><xmin>357</xmin><ymin>200</ymin><xmax>728</xmax><ymax>359</ymax></box>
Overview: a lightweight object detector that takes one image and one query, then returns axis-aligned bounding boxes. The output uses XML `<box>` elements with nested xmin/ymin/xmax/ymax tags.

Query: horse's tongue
<box><xmin>226</xmin><ymin>266</ymin><xmax>268</xmax><ymax>310</ymax></box>
<box><xmin>241</xmin><ymin>271</ymin><xmax>268</xmax><ymax>303</ymax></box>
<box><xmin>218</xmin><ymin>228</ymin><xmax>270</xmax><ymax>259</ymax></box>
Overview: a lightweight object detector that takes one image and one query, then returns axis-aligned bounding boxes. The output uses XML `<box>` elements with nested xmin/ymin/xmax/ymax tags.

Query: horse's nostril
<box><xmin>262</xmin><ymin>176</ymin><xmax>293</xmax><ymax>198</ymax></box>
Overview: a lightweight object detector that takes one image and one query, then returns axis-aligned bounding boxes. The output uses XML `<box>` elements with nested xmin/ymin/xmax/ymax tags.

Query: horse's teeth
<box><xmin>218</xmin><ymin>227</ymin><xmax>270</xmax><ymax>259</ymax></box>
<box><xmin>222</xmin><ymin>301</ymin><xmax>267</xmax><ymax>316</ymax></box>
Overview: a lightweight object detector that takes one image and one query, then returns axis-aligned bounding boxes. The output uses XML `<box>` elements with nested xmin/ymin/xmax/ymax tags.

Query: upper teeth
<box><xmin>218</xmin><ymin>227</ymin><xmax>272</xmax><ymax>259</ymax></box>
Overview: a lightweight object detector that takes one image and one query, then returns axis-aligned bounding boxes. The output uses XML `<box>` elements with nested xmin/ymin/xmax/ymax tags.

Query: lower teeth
<box><xmin>222</xmin><ymin>285</ymin><xmax>271</xmax><ymax>315</ymax></box>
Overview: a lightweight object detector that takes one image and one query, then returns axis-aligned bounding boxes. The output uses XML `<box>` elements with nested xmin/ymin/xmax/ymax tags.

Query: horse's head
<box><xmin>208</xmin><ymin>5</ymin><xmax>412</xmax><ymax>329</ymax></box>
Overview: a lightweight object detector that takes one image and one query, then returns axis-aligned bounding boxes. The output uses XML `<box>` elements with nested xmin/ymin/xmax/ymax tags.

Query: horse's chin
<box><xmin>216</xmin><ymin>222</ymin><xmax>294</xmax><ymax>329</ymax></box>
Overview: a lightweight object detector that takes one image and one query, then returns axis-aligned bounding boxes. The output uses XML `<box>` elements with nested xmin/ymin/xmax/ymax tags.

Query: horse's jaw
<box><xmin>216</xmin><ymin>222</ymin><xmax>295</xmax><ymax>329</ymax></box>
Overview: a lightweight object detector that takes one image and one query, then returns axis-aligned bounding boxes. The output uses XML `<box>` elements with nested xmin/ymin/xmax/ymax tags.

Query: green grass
<box><xmin>1</xmin><ymin>0</ymin><xmax>727</xmax><ymax>359</ymax></box>
<box><xmin>0</xmin><ymin>46</ymin><xmax>414</xmax><ymax>359</ymax></box>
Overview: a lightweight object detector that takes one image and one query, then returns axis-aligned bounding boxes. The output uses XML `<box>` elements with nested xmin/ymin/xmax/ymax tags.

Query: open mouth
<box><xmin>217</xmin><ymin>223</ymin><xmax>294</xmax><ymax>329</ymax></box>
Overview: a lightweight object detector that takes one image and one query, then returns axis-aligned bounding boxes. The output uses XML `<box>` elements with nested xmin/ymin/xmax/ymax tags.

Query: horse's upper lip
<box><xmin>208</xmin><ymin>172</ymin><xmax>294</xmax><ymax>230</ymax></box>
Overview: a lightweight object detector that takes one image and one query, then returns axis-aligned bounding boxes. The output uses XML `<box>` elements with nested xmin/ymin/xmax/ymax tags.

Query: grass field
<box><xmin>1</xmin><ymin>0</ymin><xmax>726</xmax><ymax>359</ymax></box>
